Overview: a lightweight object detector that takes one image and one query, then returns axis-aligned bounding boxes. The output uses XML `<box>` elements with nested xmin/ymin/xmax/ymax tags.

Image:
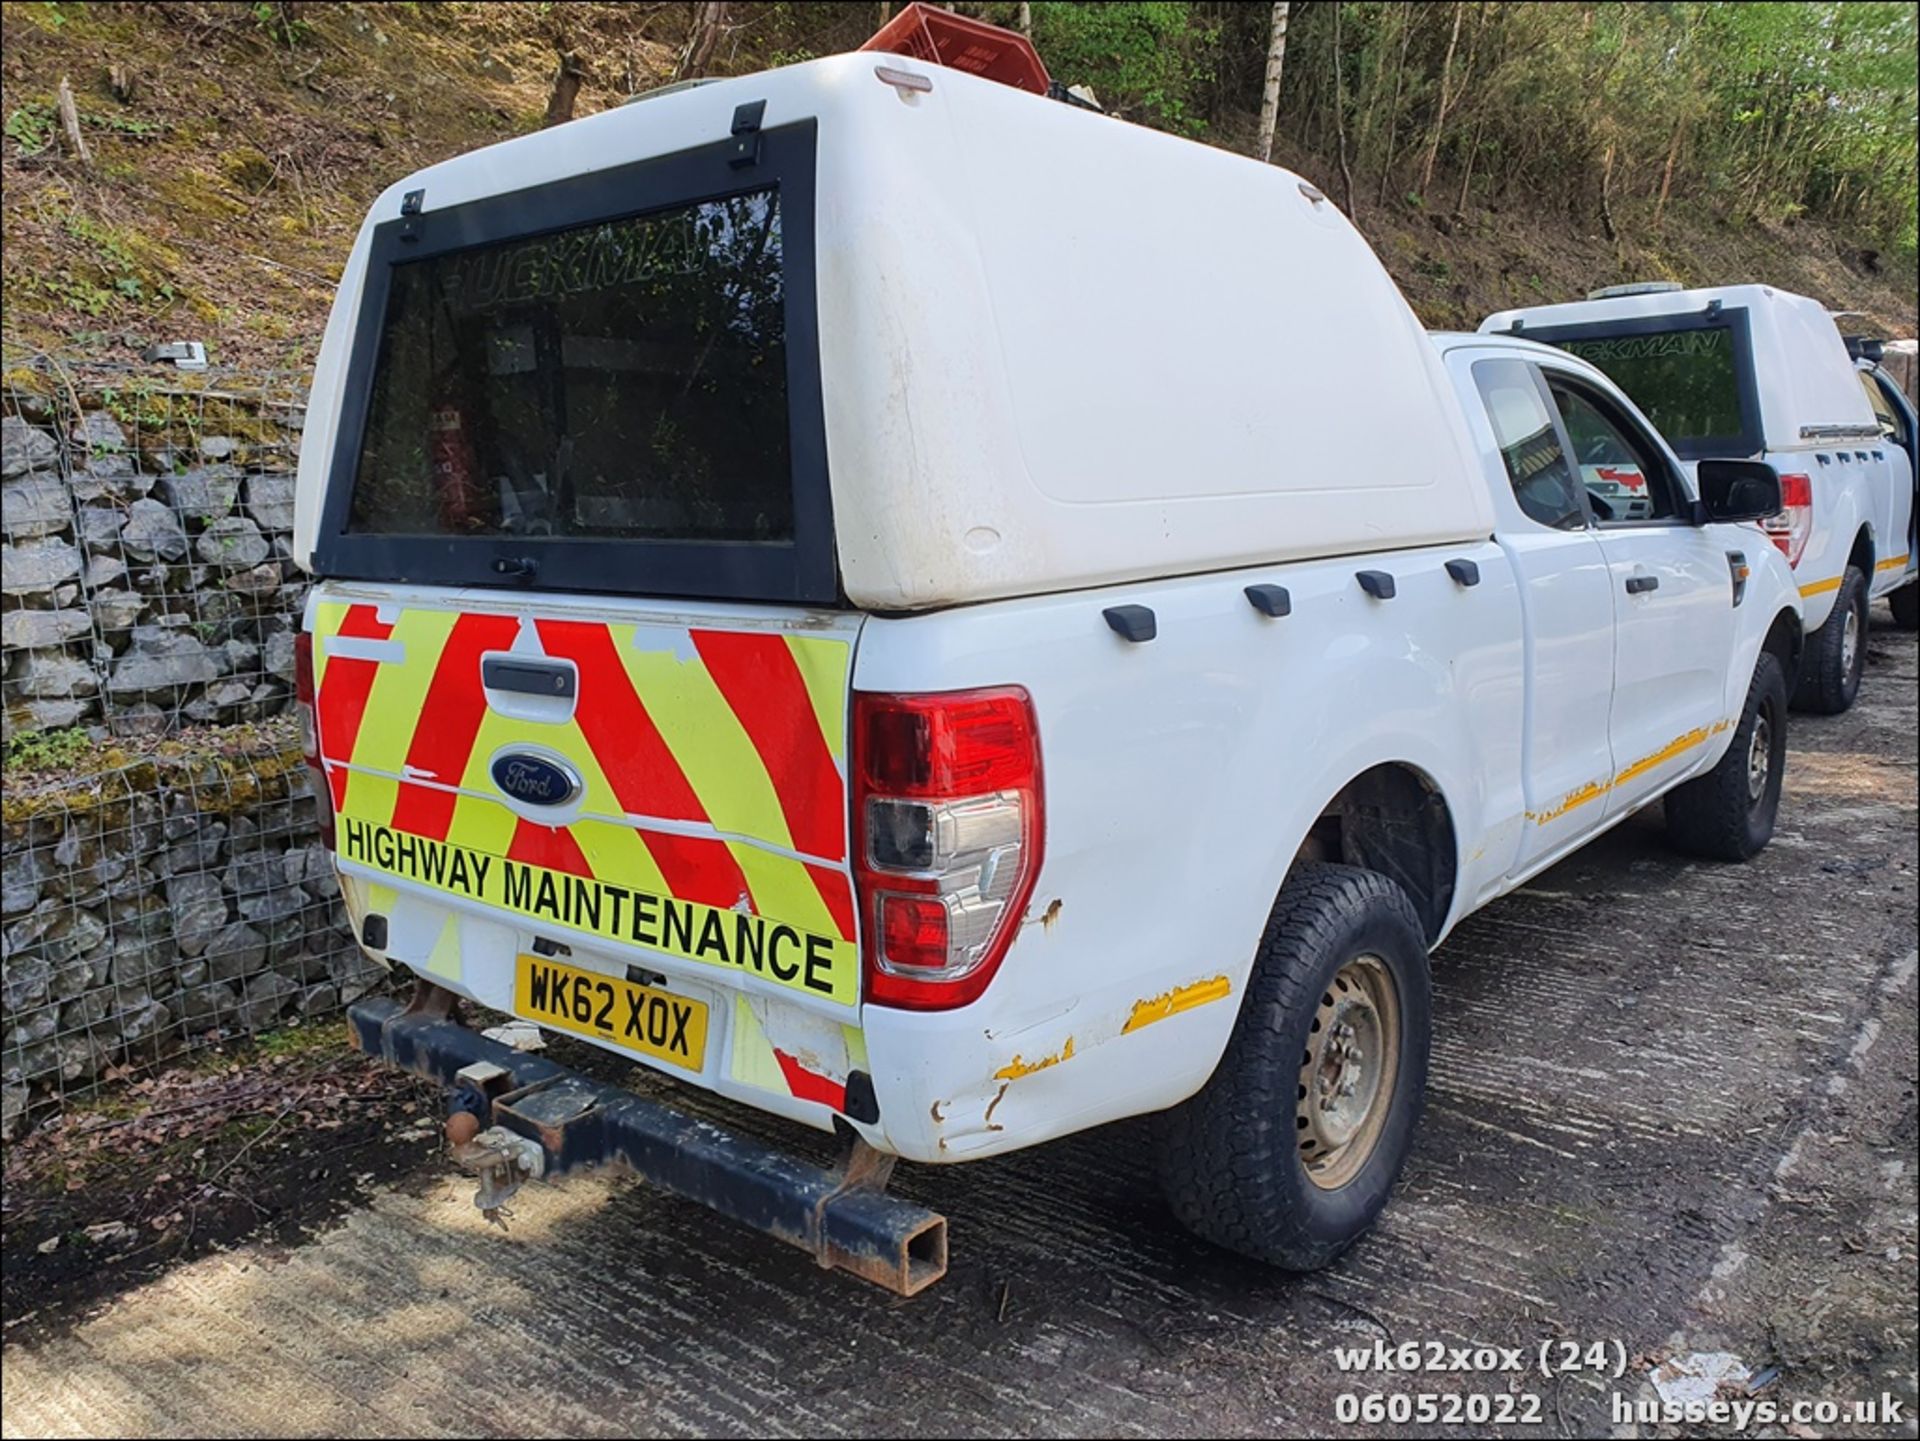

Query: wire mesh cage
<box><xmin>3</xmin><ymin>349</ymin><xmax>382</xmax><ymax>1136</ymax></box>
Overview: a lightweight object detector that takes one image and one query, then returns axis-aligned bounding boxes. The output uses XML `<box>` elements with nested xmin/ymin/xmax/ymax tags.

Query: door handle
<box><xmin>1624</xmin><ymin>574</ymin><xmax>1659</xmax><ymax>595</ymax></box>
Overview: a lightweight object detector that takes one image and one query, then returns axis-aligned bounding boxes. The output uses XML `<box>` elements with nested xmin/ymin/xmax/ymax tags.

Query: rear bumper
<box><xmin>347</xmin><ymin>996</ymin><xmax>947</xmax><ymax>1295</ymax></box>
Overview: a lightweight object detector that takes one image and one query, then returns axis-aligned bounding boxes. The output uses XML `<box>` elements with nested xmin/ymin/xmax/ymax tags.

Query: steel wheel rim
<box><xmin>1747</xmin><ymin>709</ymin><xmax>1772</xmax><ymax>806</ymax></box>
<box><xmin>1298</xmin><ymin>955</ymin><xmax>1401</xmax><ymax>1191</ymax></box>
<box><xmin>1842</xmin><ymin>603</ymin><xmax>1861</xmax><ymax>675</ymax></box>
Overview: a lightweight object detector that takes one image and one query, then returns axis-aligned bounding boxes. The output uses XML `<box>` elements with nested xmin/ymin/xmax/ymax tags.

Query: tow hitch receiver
<box><xmin>347</xmin><ymin>996</ymin><xmax>948</xmax><ymax>1295</ymax></box>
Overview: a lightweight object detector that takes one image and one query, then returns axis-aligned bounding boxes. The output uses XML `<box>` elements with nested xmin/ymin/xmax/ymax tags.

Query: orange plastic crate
<box><xmin>859</xmin><ymin>2</ymin><xmax>1051</xmax><ymax>96</ymax></box>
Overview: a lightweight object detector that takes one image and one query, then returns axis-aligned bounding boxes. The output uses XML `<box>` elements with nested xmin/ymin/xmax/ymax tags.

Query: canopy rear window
<box><xmin>314</xmin><ymin>121</ymin><xmax>834</xmax><ymax>603</ymax></box>
<box><xmin>1514</xmin><ymin>309</ymin><xmax>1761</xmax><ymax>461</ymax></box>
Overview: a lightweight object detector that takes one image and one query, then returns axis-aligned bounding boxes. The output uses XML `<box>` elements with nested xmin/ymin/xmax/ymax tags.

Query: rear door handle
<box><xmin>1624</xmin><ymin>574</ymin><xmax>1659</xmax><ymax>595</ymax></box>
<box><xmin>482</xmin><ymin>655</ymin><xmax>577</xmax><ymax>698</ymax></box>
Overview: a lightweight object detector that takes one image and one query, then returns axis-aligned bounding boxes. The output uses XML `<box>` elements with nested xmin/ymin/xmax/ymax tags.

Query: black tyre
<box><xmin>1151</xmin><ymin>862</ymin><xmax>1431</xmax><ymax>1271</ymax></box>
<box><xmin>1793</xmin><ymin>565</ymin><xmax>1867</xmax><ymax>714</ymax></box>
<box><xmin>1665</xmin><ymin>650</ymin><xmax>1787</xmax><ymax>862</ymax></box>
<box><xmin>1890</xmin><ymin>582</ymin><xmax>1920</xmax><ymax>632</ymax></box>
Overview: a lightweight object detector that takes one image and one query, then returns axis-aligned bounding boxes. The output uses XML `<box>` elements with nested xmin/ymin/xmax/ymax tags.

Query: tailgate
<box><xmin>310</xmin><ymin>586</ymin><xmax>861</xmax><ymax>1010</ymax></box>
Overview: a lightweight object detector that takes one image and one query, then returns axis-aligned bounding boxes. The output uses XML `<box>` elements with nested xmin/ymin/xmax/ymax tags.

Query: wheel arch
<box><xmin>1762</xmin><ymin>605</ymin><xmax>1804</xmax><ymax>692</ymax></box>
<box><xmin>1287</xmin><ymin>761</ymin><xmax>1459</xmax><ymax>946</ymax></box>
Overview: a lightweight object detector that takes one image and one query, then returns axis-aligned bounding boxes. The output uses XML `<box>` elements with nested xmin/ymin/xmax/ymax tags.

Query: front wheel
<box><xmin>1151</xmin><ymin>863</ymin><xmax>1431</xmax><ymax>1271</ymax></box>
<box><xmin>1890</xmin><ymin>581</ymin><xmax>1919</xmax><ymax>632</ymax></box>
<box><xmin>1793</xmin><ymin>566</ymin><xmax>1867</xmax><ymax>713</ymax></box>
<box><xmin>1665</xmin><ymin>650</ymin><xmax>1788</xmax><ymax>861</ymax></box>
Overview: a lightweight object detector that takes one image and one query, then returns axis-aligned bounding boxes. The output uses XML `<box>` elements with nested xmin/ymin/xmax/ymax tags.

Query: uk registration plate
<box><xmin>514</xmin><ymin>954</ymin><xmax>709</xmax><ymax>1071</ymax></box>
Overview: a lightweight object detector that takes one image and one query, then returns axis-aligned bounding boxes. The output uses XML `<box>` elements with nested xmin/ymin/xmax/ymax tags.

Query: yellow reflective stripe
<box><xmin>787</xmin><ymin>635</ymin><xmax>851</xmax><ymax>763</ymax></box>
<box><xmin>614</xmin><ymin>627</ymin><xmax>796</xmax><ymax>850</ymax></box>
<box><xmin>842</xmin><ymin>1023</ymin><xmax>869</xmax><ymax>1071</ymax></box>
<box><xmin>309</xmin><ymin>600</ymin><xmax>351</xmax><ymax>690</ymax></box>
<box><xmin>728</xmin><ymin>838</ymin><xmax>837</xmax><ymax>940</ymax></box>
<box><xmin>1799</xmin><ymin>575</ymin><xmax>1844</xmax><ymax>597</ymax></box>
<box><xmin>439</xmin><ymin>790</ymin><xmax>520</xmax><ymax>857</ymax></box>
<box><xmin>424</xmin><ymin>912</ymin><xmax>461</xmax><ymax>981</ymax></box>
<box><xmin>458</xmin><ymin>703</ymin><xmax>622</xmax><ymax>818</ymax></box>
<box><xmin>350</xmin><ymin>608</ymin><xmax>458</xmax><ymax>777</ymax></box>
<box><xmin>1612</xmin><ymin>723</ymin><xmax>1717</xmax><ymax>787</ymax></box>
<box><xmin>729</xmin><ymin>995</ymin><xmax>789</xmax><ymax>1093</ymax></box>
<box><xmin>1877</xmin><ymin>553</ymin><xmax>1910</xmax><ymax>572</ymax></box>
<box><xmin>568</xmin><ymin>815</ymin><xmax>672</xmax><ymax>897</ymax></box>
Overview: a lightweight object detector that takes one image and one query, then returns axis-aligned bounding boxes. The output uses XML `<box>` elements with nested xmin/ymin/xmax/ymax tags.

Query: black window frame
<box><xmin>1504</xmin><ymin>307</ymin><xmax>1763</xmax><ymax>462</ymax></box>
<box><xmin>1538</xmin><ymin>366</ymin><xmax>1693</xmax><ymax>529</ymax></box>
<box><xmin>1469</xmin><ymin>356</ymin><xmax>1590</xmax><ymax>533</ymax></box>
<box><xmin>312</xmin><ymin>119</ymin><xmax>838</xmax><ymax>606</ymax></box>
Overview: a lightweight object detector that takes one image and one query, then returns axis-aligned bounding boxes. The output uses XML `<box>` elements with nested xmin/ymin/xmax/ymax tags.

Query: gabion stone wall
<box><xmin>1</xmin><ymin>722</ymin><xmax>386</xmax><ymax>1137</ymax></box>
<box><xmin>2</xmin><ymin>359</ymin><xmax>308</xmax><ymax>742</ymax></box>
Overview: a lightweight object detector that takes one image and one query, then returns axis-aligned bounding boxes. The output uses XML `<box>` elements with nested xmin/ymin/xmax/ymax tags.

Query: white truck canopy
<box><xmin>1481</xmin><ymin>284</ymin><xmax>1876</xmax><ymax>458</ymax></box>
<box><xmin>296</xmin><ymin>53</ymin><xmax>1491</xmax><ymax>610</ymax></box>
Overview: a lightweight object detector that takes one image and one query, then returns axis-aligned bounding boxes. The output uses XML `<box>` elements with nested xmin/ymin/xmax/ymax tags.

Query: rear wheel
<box><xmin>1890</xmin><ymin>581</ymin><xmax>1920</xmax><ymax>632</ymax></box>
<box><xmin>1793</xmin><ymin>565</ymin><xmax>1867</xmax><ymax>714</ymax></box>
<box><xmin>1665</xmin><ymin>650</ymin><xmax>1787</xmax><ymax>861</ymax></box>
<box><xmin>1151</xmin><ymin>863</ymin><xmax>1431</xmax><ymax>1271</ymax></box>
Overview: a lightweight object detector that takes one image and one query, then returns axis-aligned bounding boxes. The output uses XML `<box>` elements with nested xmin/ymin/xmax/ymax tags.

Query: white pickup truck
<box><xmin>293</xmin><ymin>50</ymin><xmax>1802</xmax><ymax>1292</ymax></box>
<box><xmin>1483</xmin><ymin>284</ymin><xmax>1918</xmax><ymax>712</ymax></box>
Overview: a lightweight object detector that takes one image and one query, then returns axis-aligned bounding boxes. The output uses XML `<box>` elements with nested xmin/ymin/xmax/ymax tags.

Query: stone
<box><xmin>1</xmin><ymin>1082</ymin><xmax>26</xmax><ymax>1140</ymax></box>
<box><xmin>224</xmin><ymin>560</ymin><xmax>282</xmax><ymax>596</ymax></box>
<box><xmin>88</xmin><ymin>588</ymin><xmax>147</xmax><ymax>634</ymax></box>
<box><xmin>195</xmin><ymin>515</ymin><xmax>270</xmax><ymax>570</ymax></box>
<box><xmin>12</xmin><ymin>698</ymin><xmax>89</xmax><ymax>729</ymax></box>
<box><xmin>2</xmin><ymin>846</ymin><xmax>48</xmax><ymax>915</ymax></box>
<box><xmin>71</xmin><ymin>412</ymin><xmax>128</xmax><ymax>456</ymax></box>
<box><xmin>231</xmin><ymin>848</ymin><xmax>303</xmax><ymax>923</ymax></box>
<box><xmin>2</xmin><ymin>475</ymin><xmax>72</xmax><ymax>539</ymax></box>
<box><xmin>155</xmin><ymin>464</ymin><xmax>239</xmax><ymax>521</ymax></box>
<box><xmin>0</xmin><ymin>607</ymin><xmax>92</xmax><ymax>650</ymax></box>
<box><xmin>118</xmin><ymin>998</ymin><xmax>170</xmax><ymax>1046</ymax></box>
<box><xmin>245</xmin><ymin>472</ymin><xmax>297</xmax><ymax>532</ymax></box>
<box><xmin>298</xmin><ymin>981</ymin><xmax>337</xmax><ymax>1015</ymax></box>
<box><xmin>166</xmin><ymin>871</ymin><xmax>228</xmax><ymax>957</ymax></box>
<box><xmin>69</xmin><ymin>459</ymin><xmax>152</xmax><ymax>504</ymax></box>
<box><xmin>1</xmin><ymin>538</ymin><xmax>83</xmax><ymax>597</ymax></box>
<box><xmin>198</xmin><ymin>435</ymin><xmax>238</xmax><ymax>461</ymax></box>
<box><xmin>262</xmin><ymin>627</ymin><xmax>296</xmax><ymax>680</ymax></box>
<box><xmin>205</xmin><ymin>920</ymin><xmax>268</xmax><ymax>982</ymax></box>
<box><xmin>5</xmin><ymin>1007</ymin><xmax>58</xmax><ymax>1052</ymax></box>
<box><xmin>60</xmin><ymin>985</ymin><xmax>116</xmax><ymax>1028</ymax></box>
<box><xmin>14</xmin><ymin>650</ymin><xmax>98</xmax><ymax>699</ymax></box>
<box><xmin>218</xmin><ymin>638</ymin><xmax>260</xmax><ymax>675</ymax></box>
<box><xmin>108</xmin><ymin>626</ymin><xmax>218</xmax><ymax>694</ymax></box>
<box><xmin>176</xmin><ymin>979</ymin><xmax>237</xmax><ymax>1024</ymax></box>
<box><xmin>330</xmin><ymin>947</ymin><xmax>387</xmax><ymax>1002</ymax></box>
<box><xmin>119</xmin><ymin>498</ymin><xmax>189</xmax><ymax>562</ymax></box>
<box><xmin>237</xmin><ymin>970</ymin><xmax>298</xmax><ymax>1030</ymax></box>
<box><xmin>75</xmin><ymin>505</ymin><xmax>125</xmax><ymax>551</ymax></box>
<box><xmin>108</xmin><ymin>702</ymin><xmax>169</xmax><ymax>738</ymax></box>
<box><xmin>162</xmin><ymin>815</ymin><xmax>227</xmax><ymax>874</ymax></box>
<box><xmin>2</xmin><ymin>953</ymin><xmax>52</xmax><ymax>1011</ymax></box>
<box><xmin>84</xmin><ymin>552</ymin><xmax>128</xmax><ymax>589</ymax></box>
<box><xmin>1</xmin><ymin>417</ymin><xmax>58</xmax><ymax>479</ymax></box>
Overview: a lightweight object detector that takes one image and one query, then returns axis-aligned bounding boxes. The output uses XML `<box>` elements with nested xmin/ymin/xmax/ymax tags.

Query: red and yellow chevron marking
<box><xmin>311</xmin><ymin>600</ymin><xmax>859</xmax><ymax>1005</ymax></box>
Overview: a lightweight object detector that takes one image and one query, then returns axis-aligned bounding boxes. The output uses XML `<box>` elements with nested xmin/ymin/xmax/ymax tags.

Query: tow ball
<box><xmin>444</xmin><ymin>1060</ymin><xmax>543</xmax><ymax>1228</ymax></box>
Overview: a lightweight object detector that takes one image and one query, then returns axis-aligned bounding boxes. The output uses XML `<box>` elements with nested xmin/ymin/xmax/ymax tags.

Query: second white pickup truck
<box><xmin>295</xmin><ymin>50</ymin><xmax>1803</xmax><ymax>1290</ymax></box>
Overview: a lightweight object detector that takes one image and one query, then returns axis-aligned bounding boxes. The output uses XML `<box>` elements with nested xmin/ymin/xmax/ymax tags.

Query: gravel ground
<box><xmin>3</xmin><ymin>615</ymin><xmax>1914</xmax><ymax>1440</ymax></box>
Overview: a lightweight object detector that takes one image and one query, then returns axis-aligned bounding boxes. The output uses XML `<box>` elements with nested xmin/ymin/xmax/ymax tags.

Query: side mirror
<box><xmin>1695</xmin><ymin>459</ymin><xmax>1782</xmax><ymax>524</ymax></box>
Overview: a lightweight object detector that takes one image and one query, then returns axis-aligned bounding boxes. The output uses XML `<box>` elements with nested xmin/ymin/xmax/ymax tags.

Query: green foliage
<box><xmin>4</xmin><ymin>99</ymin><xmax>163</xmax><ymax>157</ymax></box>
<box><xmin>1028</xmin><ymin>2</ymin><xmax>1218</xmax><ymax>133</ymax></box>
<box><xmin>4</xmin><ymin>726</ymin><xmax>92</xmax><ymax>773</ymax></box>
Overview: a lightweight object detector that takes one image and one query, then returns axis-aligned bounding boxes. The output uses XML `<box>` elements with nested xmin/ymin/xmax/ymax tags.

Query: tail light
<box><xmin>293</xmin><ymin>630</ymin><xmax>336</xmax><ymax>850</ymax></box>
<box><xmin>1761</xmin><ymin>473</ymin><xmax>1812</xmax><ymax>566</ymax></box>
<box><xmin>853</xmin><ymin>688</ymin><xmax>1043</xmax><ymax>1010</ymax></box>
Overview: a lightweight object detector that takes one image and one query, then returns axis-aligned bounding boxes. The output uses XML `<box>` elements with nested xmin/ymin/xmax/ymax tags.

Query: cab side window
<box><xmin>1471</xmin><ymin>359</ymin><xmax>1585</xmax><ymax>530</ymax></box>
<box><xmin>1545</xmin><ymin>378</ymin><xmax>1682</xmax><ymax>524</ymax></box>
<box><xmin>1862</xmin><ymin>372</ymin><xmax>1907</xmax><ymax>445</ymax></box>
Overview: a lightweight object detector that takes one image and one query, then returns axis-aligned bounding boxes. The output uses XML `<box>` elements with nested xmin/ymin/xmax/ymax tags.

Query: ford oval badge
<box><xmin>490</xmin><ymin>752</ymin><xmax>582</xmax><ymax>808</ymax></box>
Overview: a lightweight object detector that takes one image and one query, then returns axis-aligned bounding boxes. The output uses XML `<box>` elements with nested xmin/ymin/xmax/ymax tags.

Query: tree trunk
<box><xmin>1599</xmin><ymin>139</ymin><xmax>1618</xmax><ymax>243</ymax></box>
<box><xmin>1419</xmin><ymin>1</ymin><xmax>1465</xmax><ymax>199</ymax></box>
<box><xmin>1332</xmin><ymin>1</ymin><xmax>1354</xmax><ymax>212</ymax></box>
<box><xmin>56</xmin><ymin>76</ymin><xmax>92</xmax><ymax>165</ymax></box>
<box><xmin>1377</xmin><ymin>10</ymin><xmax>1412</xmax><ymax>206</ymax></box>
<box><xmin>1654</xmin><ymin>118</ymin><xmax>1684</xmax><ymax>226</ymax></box>
<box><xmin>1017</xmin><ymin>2</ymin><xmax>1031</xmax><ymax>34</ymax></box>
<box><xmin>1255</xmin><ymin>2</ymin><xmax>1291</xmax><ymax>164</ymax></box>
<box><xmin>543</xmin><ymin>47</ymin><xmax>585</xmax><ymax>128</ymax></box>
<box><xmin>674</xmin><ymin>1</ymin><xmax>729</xmax><ymax>82</ymax></box>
